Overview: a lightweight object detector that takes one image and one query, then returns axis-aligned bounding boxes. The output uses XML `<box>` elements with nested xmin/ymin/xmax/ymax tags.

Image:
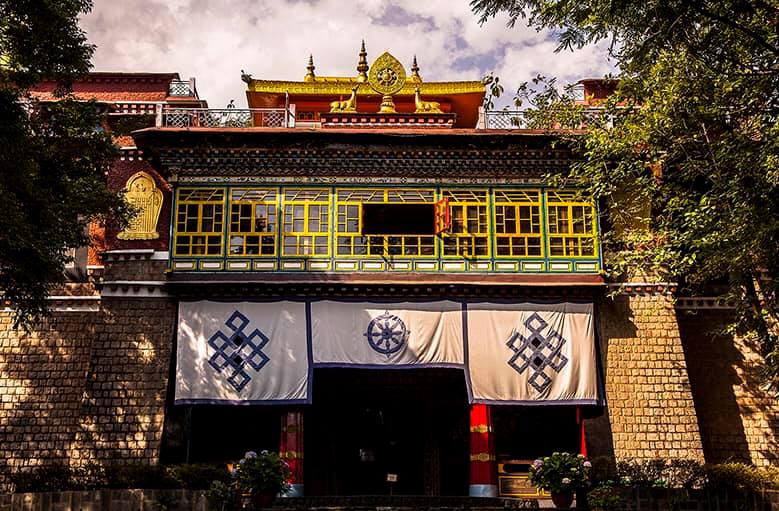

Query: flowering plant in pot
<box><xmin>529</xmin><ymin>452</ymin><xmax>591</xmax><ymax>509</ymax></box>
<box><xmin>235</xmin><ymin>451</ymin><xmax>291</xmax><ymax>508</ymax></box>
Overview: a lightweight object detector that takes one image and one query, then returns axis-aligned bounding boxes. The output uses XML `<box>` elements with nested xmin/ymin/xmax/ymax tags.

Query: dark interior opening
<box><xmin>361</xmin><ymin>203</ymin><xmax>435</xmax><ymax>235</ymax></box>
<box><xmin>161</xmin><ymin>405</ymin><xmax>281</xmax><ymax>464</ymax></box>
<box><xmin>306</xmin><ymin>368</ymin><xmax>470</xmax><ymax>496</ymax></box>
<box><xmin>492</xmin><ymin>406</ymin><xmax>579</xmax><ymax>462</ymax></box>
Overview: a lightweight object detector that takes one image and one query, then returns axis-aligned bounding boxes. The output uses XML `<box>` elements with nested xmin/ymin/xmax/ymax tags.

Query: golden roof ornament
<box><xmin>329</xmin><ymin>85</ymin><xmax>359</xmax><ymax>113</ymax></box>
<box><xmin>414</xmin><ymin>86</ymin><xmax>443</xmax><ymax>114</ymax></box>
<box><xmin>304</xmin><ymin>54</ymin><xmax>316</xmax><ymax>82</ymax></box>
<box><xmin>367</xmin><ymin>51</ymin><xmax>406</xmax><ymax>114</ymax></box>
<box><xmin>410</xmin><ymin>55</ymin><xmax>422</xmax><ymax>83</ymax></box>
<box><xmin>356</xmin><ymin>40</ymin><xmax>369</xmax><ymax>82</ymax></box>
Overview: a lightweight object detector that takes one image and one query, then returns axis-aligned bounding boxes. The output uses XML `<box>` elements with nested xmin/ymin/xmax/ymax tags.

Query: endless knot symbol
<box><xmin>208</xmin><ymin>311</ymin><xmax>270</xmax><ymax>392</ymax></box>
<box><xmin>506</xmin><ymin>313</ymin><xmax>568</xmax><ymax>393</ymax></box>
<box><xmin>364</xmin><ymin>311</ymin><xmax>409</xmax><ymax>356</ymax></box>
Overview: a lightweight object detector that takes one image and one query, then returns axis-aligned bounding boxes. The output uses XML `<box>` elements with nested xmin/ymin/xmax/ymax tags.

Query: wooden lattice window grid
<box><xmin>281</xmin><ymin>188</ymin><xmax>330</xmax><ymax>257</ymax></box>
<box><xmin>442</xmin><ymin>190</ymin><xmax>489</xmax><ymax>258</ymax></box>
<box><xmin>494</xmin><ymin>190</ymin><xmax>544</xmax><ymax>257</ymax></box>
<box><xmin>228</xmin><ymin>188</ymin><xmax>278</xmax><ymax>256</ymax></box>
<box><xmin>546</xmin><ymin>190</ymin><xmax>597</xmax><ymax>257</ymax></box>
<box><xmin>335</xmin><ymin>188</ymin><xmax>436</xmax><ymax>257</ymax></box>
<box><xmin>174</xmin><ymin>188</ymin><xmax>225</xmax><ymax>256</ymax></box>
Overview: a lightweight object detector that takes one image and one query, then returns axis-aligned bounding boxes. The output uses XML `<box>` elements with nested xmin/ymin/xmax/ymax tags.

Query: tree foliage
<box><xmin>0</xmin><ymin>0</ymin><xmax>128</xmax><ymax>328</ymax></box>
<box><xmin>472</xmin><ymin>0</ymin><xmax>779</xmax><ymax>384</ymax></box>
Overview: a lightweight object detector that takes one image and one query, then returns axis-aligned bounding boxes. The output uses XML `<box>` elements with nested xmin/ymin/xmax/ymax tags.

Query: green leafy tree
<box><xmin>471</xmin><ymin>0</ymin><xmax>779</xmax><ymax>385</ymax></box>
<box><xmin>0</xmin><ymin>0</ymin><xmax>128</xmax><ymax>328</ymax></box>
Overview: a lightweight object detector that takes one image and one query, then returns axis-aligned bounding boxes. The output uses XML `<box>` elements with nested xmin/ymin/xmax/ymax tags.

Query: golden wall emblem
<box><xmin>368</xmin><ymin>52</ymin><xmax>406</xmax><ymax>113</ymax></box>
<box><xmin>118</xmin><ymin>171</ymin><xmax>163</xmax><ymax>240</ymax></box>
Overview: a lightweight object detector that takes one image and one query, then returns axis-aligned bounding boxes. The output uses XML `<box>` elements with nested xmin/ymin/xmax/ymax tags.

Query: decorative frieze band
<box><xmin>101</xmin><ymin>281</ymin><xmax>169</xmax><ymax>298</ymax></box>
<box><xmin>674</xmin><ymin>297</ymin><xmax>736</xmax><ymax>310</ymax></box>
<box><xmin>102</xmin><ymin>249</ymin><xmax>168</xmax><ymax>262</ymax></box>
<box><xmin>118</xmin><ymin>149</ymin><xmax>144</xmax><ymax>161</ymax></box>
<box><xmin>607</xmin><ymin>282</ymin><xmax>678</xmax><ymax>296</ymax></box>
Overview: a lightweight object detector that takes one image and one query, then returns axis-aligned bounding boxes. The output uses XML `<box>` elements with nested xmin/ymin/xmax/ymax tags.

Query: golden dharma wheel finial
<box><xmin>356</xmin><ymin>40</ymin><xmax>369</xmax><ymax>82</ymax></box>
<box><xmin>410</xmin><ymin>55</ymin><xmax>422</xmax><ymax>83</ymax></box>
<box><xmin>118</xmin><ymin>172</ymin><xmax>163</xmax><ymax>240</ymax></box>
<box><xmin>304</xmin><ymin>54</ymin><xmax>316</xmax><ymax>82</ymax></box>
<box><xmin>367</xmin><ymin>51</ymin><xmax>406</xmax><ymax>114</ymax></box>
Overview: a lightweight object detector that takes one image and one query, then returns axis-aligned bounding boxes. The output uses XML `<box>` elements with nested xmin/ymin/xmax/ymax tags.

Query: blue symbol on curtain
<box><xmin>364</xmin><ymin>311</ymin><xmax>409</xmax><ymax>356</ymax></box>
<box><xmin>208</xmin><ymin>311</ymin><xmax>270</xmax><ymax>392</ymax></box>
<box><xmin>506</xmin><ymin>313</ymin><xmax>568</xmax><ymax>393</ymax></box>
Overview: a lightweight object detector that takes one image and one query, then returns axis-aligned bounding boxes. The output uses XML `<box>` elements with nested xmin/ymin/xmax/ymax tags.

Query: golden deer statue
<box><xmin>414</xmin><ymin>86</ymin><xmax>443</xmax><ymax>114</ymax></box>
<box><xmin>330</xmin><ymin>85</ymin><xmax>359</xmax><ymax>113</ymax></box>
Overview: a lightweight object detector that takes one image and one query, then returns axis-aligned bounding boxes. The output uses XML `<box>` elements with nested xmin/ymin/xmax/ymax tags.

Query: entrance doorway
<box><xmin>306</xmin><ymin>368</ymin><xmax>470</xmax><ymax>496</ymax></box>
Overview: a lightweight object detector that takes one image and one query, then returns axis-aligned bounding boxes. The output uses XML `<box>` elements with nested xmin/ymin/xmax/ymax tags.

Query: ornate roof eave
<box><xmin>246</xmin><ymin>79</ymin><xmax>486</xmax><ymax>96</ymax></box>
<box><xmin>132</xmin><ymin>127</ymin><xmax>580</xmax><ymax>180</ymax></box>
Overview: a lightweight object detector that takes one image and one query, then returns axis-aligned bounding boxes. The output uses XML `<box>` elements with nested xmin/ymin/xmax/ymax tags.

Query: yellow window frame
<box><xmin>174</xmin><ymin>188</ymin><xmax>226</xmax><ymax>257</ymax></box>
<box><xmin>441</xmin><ymin>189</ymin><xmax>490</xmax><ymax>259</ymax></box>
<box><xmin>281</xmin><ymin>188</ymin><xmax>331</xmax><ymax>257</ymax></box>
<box><xmin>493</xmin><ymin>189</ymin><xmax>544</xmax><ymax>258</ymax></box>
<box><xmin>335</xmin><ymin>188</ymin><xmax>437</xmax><ymax>258</ymax></box>
<box><xmin>545</xmin><ymin>190</ymin><xmax>599</xmax><ymax>258</ymax></box>
<box><xmin>228</xmin><ymin>188</ymin><xmax>278</xmax><ymax>257</ymax></box>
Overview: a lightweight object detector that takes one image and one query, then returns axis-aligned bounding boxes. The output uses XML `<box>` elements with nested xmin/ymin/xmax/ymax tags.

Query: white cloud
<box><xmin>81</xmin><ymin>0</ymin><xmax>616</xmax><ymax>109</ymax></box>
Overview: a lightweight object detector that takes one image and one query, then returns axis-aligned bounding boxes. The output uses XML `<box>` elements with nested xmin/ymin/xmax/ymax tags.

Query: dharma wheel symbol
<box><xmin>364</xmin><ymin>311</ymin><xmax>410</xmax><ymax>356</ymax></box>
<box><xmin>377</xmin><ymin>68</ymin><xmax>398</xmax><ymax>87</ymax></box>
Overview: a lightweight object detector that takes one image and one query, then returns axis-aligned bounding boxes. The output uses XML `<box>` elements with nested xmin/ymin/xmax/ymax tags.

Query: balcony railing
<box><xmin>482</xmin><ymin>107</ymin><xmax>607</xmax><ymax>130</ymax></box>
<box><xmin>161</xmin><ymin>107</ymin><xmax>294</xmax><ymax>128</ymax></box>
<box><xmin>483</xmin><ymin>110</ymin><xmax>533</xmax><ymax>130</ymax></box>
<box><xmin>168</xmin><ymin>80</ymin><xmax>195</xmax><ymax>97</ymax></box>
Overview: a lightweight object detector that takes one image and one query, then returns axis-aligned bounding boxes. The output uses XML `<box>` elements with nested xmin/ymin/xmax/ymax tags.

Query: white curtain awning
<box><xmin>174</xmin><ymin>300</ymin><xmax>600</xmax><ymax>405</ymax></box>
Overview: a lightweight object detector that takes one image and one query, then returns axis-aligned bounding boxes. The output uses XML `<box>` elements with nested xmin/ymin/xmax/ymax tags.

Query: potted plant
<box><xmin>586</xmin><ymin>482</ymin><xmax>624</xmax><ymax>511</ymax></box>
<box><xmin>235</xmin><ymin>451</ymin><xmax>291</xmax><ymax>508</ymax></box>
<box><xmin>529</xmin><ymin>452</ymin><xmax>592</xmax><ymax>509</ymax></box>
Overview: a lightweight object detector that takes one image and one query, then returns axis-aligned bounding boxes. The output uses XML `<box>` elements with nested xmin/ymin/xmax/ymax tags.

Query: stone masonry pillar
<box><xmin>599</xmin><ymin>287</ymin><xmax>704</xmax><ymax>460</ymax></box>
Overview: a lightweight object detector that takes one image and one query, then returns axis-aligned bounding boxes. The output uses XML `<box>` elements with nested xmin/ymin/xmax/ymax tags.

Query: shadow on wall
<box><xmin>73</xmin><ymin>299</ymin><xmax>176</xmax><ymax>468</ymax></box>
<box><xmin>0</xmin><ymin>298</ymin><xmax>177</xmax><ymax>490</ymax></box>
<box><xmin>584</xmin><ymin>295</ymin><xmax>638</xmax><ymax>460</ymax></box>
<box><xmin>0</xmin><ymin>311</ymin><xmax>95</xmax><ymax>489</ymax></box>
<box><xmin>678</xmin><ymin>310</ymin><xmax>778</xmax><ymax>466</ymax></box>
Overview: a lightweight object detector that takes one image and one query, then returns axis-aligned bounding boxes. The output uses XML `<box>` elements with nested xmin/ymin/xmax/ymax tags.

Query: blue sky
<box><xmin>82</xmin><ymin>0</ymin><xmax>616</xmax><ymax>109</ymax></box>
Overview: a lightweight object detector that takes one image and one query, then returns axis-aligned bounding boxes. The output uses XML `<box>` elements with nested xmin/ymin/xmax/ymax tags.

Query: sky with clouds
<box><xmin>81</xmin><ymin>0</ymin><xmax>616</xmax><ymax>109</ymax></box>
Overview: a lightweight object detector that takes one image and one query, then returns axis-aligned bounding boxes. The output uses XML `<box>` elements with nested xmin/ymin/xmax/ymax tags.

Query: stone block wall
<box><xmin>678</xmin><ymin>309</ymin><xmax>779</xmax><ymax>466</ymax></box>
<box><xmin>0</xmin><ymin>254</ymin><xmax>175</xmax><ymax>490</ymax></box>
<box><xmin>595</xmin><ymin>291</ymin><xmax>705</xmax><ymax>460</ymax></box>
<box><xmin>71</xmin><ymin>297</ymin><xmax>176</xmax><ymax>465</ymax></box>
<box><xmin>0</xmin><ymin>312</ymin><xmax>96</xmax><ymax>485</ymax></box>
<box><xmin>0</xmin><ymin>489</ymin><xmax>208</xmax><ymax>511</ymax></box>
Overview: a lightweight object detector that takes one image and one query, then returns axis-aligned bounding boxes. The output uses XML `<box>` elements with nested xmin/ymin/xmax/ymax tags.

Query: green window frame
<box><xmin>174</xmin><ymin>188</ymin><xmax>225</xmax><ymax>257</ymax></box>
<box><xmin>494</xmin><ymin>189</ymin><xmax>544</xmax><ymax>257</ymax></box>
<box><xmin>335</xmin><ymin>188</ymin><xmax>436</xmax><ymax>258</ymax></box>
<box><xmin>281</xmin><ymin>188</ymin><xmax>330</xmax><ymax>257</ymax></box>
<box><xmin>442</xmin><ymin>190</ymin><xmax>489</xmax><ymax>258</ymax></box>
<box><xmin>546</xmin><ymin>190</ymin><xmax>598</xmax><ymax>257</ymax></box>
<box><xmin>228</xmin><ymin>188</ymin><xmax>278</xmax><ymax>256</ymax></box>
